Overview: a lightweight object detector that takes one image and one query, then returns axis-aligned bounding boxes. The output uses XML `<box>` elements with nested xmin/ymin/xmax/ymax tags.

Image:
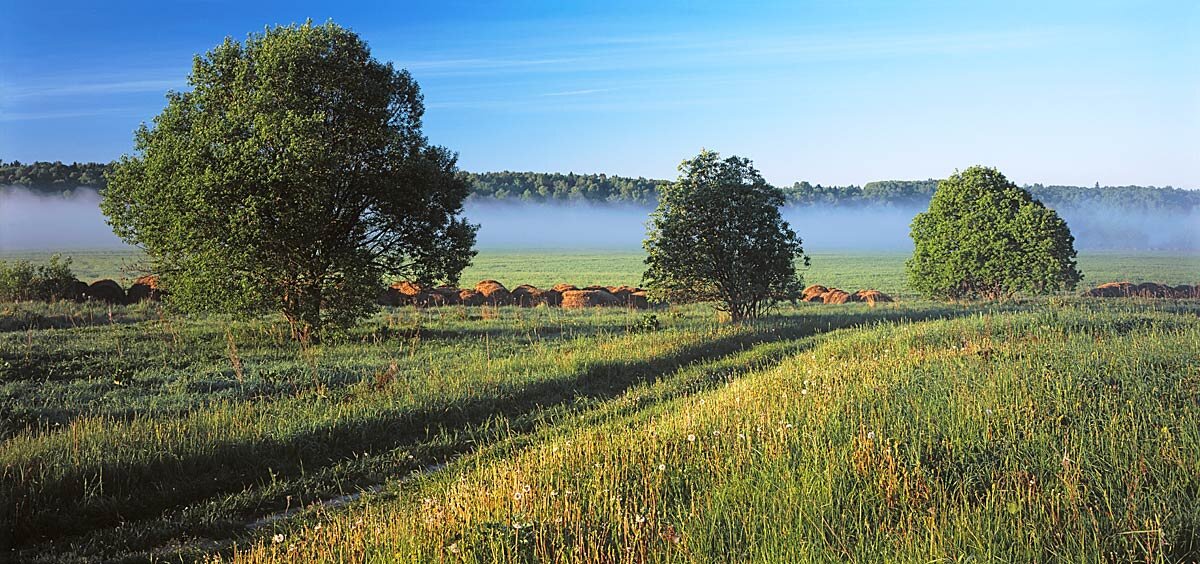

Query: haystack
<box><xmin>628</xmin><ymin>290</ymin><xmax>651</xmax><ymax>309</ymax></box>
<box><xmin>126</xmin><ymin>275</ymin><xmax>162</xmax><ymax>302</ymax></box>
<box><xmin>511</xmin><ymin>284</ymin><xmax>545</xmax><ymax>307</ymax></box>
<box><xmin>1174</xmin><ymin>285</ymin><xmax>1200</xmax><ymax>298</ymax></box>
<box><xmin>1134</xmin><ymin>282</ymin><xmax>1173</xmax><ymax>298</ymax></box>
<box><xmin>377</xmin><ymin>287</ymin><xmax>401</xmax><ymax>306</ymax></box>
<box><xmin>852</xmin><ymin>289</ymin><xmax>893</xmax><ymax>306</ymax></box>
<box><xmin>475</xmin><ymin>280</ymin><xmax>512</xmax><ymax>305</ymax></box>
<box><xmin>391</xmin><ymin>281</ymin><xmax>429</xmax><ymax>297</ymax></box>
<box><xmin>822</xmin><ymin>289</ymin><xmax>851</xmax><ymax>304</ymax></box>
<box><xmin>459</xmin><ymin>290</ymin><xmax>485</xmax><ymax>306</ymax></box>
<box><xmin>1083</xmin><ymin>282</ymin><xmax>1133</xmax><ymax>297</ymax></box>
<box><xmin>433</xmin><ymin>285</ymin><xmax>462</xmax><ymax>305</ymax></box>
<box><xmin>802</xmin><ymin>284</ymin><xmax>828</xmax><ymax>301</ymax></box>
<box><xmin>86</xmin><ymin>279</ymin><xmax>126</xmax><ymax>304</ymax></box>
<box><xmin>561</xmin><ymin>289</ymin><xmax>621</xmax><ymax>308</ymax></box>
<box><xmin>542</xmin><ymin>289</ymin><xmax>563</xmax><ymax>307</ymax></box>
<box><xmin>552</xmin><ymin>283</ymin><xmax>578</xmax><ymax>293</ymax></box>
<box><xmin>69</xmin><ymin>280</ymin><xmax>89</xmax><ymax>302</ymax></box>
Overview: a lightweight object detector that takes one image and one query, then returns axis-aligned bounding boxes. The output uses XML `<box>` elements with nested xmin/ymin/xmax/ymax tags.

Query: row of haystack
<box><xmin>1082</xmin><ymin>282</ymin><xmax>1200</xmax><ymax>299</ymax></box>
<box><xmin>378</xmin><ymin>280</ymin><xmax>651</xmax><ymax>309</ymax></box>
<box><xmin>801</xmin><ymin>284</ymin><xmax>894</xmax><ymax>306</ymax></box>
<box><xmin>65</xmin><ymin>276</ymin><xmax>162</xmax><ymax>305</ymax></box>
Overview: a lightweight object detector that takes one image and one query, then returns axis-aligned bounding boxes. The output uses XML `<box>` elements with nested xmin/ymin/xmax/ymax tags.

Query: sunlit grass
<box><xmin>220</xmin><ymin>302</ymin><xmax>1200</xmax><ymax>563</ymax></box>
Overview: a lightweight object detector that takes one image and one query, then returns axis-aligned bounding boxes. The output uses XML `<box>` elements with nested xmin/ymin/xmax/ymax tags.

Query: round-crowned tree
<box><xmin>643</xmin><ymin>150</ymin><xmax>808</xmax><ymax>321</ymax></box>
<box><xmin>102</xmin><ymin>22</ymin><xmax>477</xmax><ymax>338</ymax></box>
<box><xmin>907</xmin><ymin>166</ymin><xmax>1081</xmax><ymax>300</ymax></box>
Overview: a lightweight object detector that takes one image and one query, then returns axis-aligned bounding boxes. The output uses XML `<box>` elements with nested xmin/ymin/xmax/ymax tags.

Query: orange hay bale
<box><xmin>126</xmin><ymin>274</ymin><xmax>163</xmax><ymax>303</ymax></box>
<box><xmin>802</xmin><ymin>284</ymin><xmax>828</xmax><ymax>301</ymax></box>
<box><xmin>628</xmin><ymin>291</ymin><xmax>650</xmax><ymax>309</ymax></box>
<box><xmin>458</xmin><ymin>290</ymin><xmax>485</xmax><ymax>306</ymax></box>
<box><xmin>822</xmin><ymin>289</ymin><xmax>851</xmax><ymax>304</ymax></box>
<box><xmin>474</xmin><ymin>280</ymin><xmax>512</xmax><ymax>305</ymax></box>
<box><xmin>86</xmin><ymin>279</ymin><xmax>126</xmax><ymax>304</ymax></box>
<box><xmin>391</xmin><ymin>280</ymin><xmax>430</xmax><ymax>296</ymax></box>
<box><xmin>561</xmin><ymin>289</ymin><xmax>621</xmax><ymax>308</ymax></box>
<box><xmin>552</xmin><ymin>283</ymin><xmax>578</xmax><ymax>293</ymax></box>
<box><xmin>852</xmin><ymin>289</ymin><xmax>893</xmax><ymax>306</ymax></box>
<box><xmin>1082</xmin><ymin>282</ymin><xmax>1133</xmax><ymax>297</ymax></box>
<box><xmin>511</xmin><ymin>284</ymin><xmax>545</xmax><ymax>307</ymax></box>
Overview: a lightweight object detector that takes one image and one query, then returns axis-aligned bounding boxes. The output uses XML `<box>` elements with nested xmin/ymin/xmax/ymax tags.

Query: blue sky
<box><xmin>2</xmin><ymin>1</ymin><xmax>1197</xmax><ymax>187</ymax></box>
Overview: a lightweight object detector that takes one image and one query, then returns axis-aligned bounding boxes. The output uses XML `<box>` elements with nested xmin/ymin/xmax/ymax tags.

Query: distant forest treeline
<box><xmin>3</xmin><ymin>160</ymin><xmax>1197</xmax><ymax>212</ymax></box>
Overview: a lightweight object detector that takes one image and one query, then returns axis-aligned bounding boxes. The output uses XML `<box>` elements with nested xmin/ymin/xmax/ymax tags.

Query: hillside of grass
<box><xmin>4</xmin><ymin>298</ymin><xmax>1199</xmax><ymax>561</ymax></box>
<box><xmin>220</xmin><ymin>301</ymin><xmax>1200</xmax><ymax>563</ymax></box>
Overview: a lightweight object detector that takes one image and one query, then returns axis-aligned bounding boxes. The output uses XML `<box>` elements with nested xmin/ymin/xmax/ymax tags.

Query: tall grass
<box><xmin>219</xmin><ymin>303</ymin><xmax>1200</xmax><ymax>562</ymax></box>
<box><xmin>3</xmin><ymin>300</ymin><xmax>961</xmax><ymax>560</ymax></box>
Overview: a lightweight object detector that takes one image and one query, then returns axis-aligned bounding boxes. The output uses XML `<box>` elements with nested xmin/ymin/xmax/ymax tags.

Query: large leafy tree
<box><xmin>908</xmin><ymin>166</ymin><xmax>1081</xmax><ymax>300</ymax></box>
<box><xmin>643</xmin><ymin>150</ymin><xmax>808</xmax><ymax>322</ymax></box>
<box><xmin>102</xmin><ymin>21</ymin><xmax>477</xmax><ymax>338</ymax></box>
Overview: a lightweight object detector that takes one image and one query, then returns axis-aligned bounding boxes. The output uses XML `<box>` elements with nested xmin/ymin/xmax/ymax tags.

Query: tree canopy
<box><xmin>643</xmin><ymin>150</ymin><xmax>808</xmax><ymax>321</ymax></box>
<box><xmin>907</xmin><ymin>166</ymin><xmax>1081</xmax><ymax>300</ymax></box>
<box><xmin>101</xmin><ymin>21</ymin><xmax>476</xmax><ymax>338</ymax></box>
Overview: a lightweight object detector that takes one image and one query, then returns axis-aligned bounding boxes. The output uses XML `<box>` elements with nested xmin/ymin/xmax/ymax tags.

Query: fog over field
<box><xmin>1</xmin><ymin>187</ymin><xmax>1197</xmax><ymax>252</ymax></box>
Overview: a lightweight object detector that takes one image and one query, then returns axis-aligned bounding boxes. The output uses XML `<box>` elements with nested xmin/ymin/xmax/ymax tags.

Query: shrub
<box><xmin>0</xmin><ymin>255</ymin><xmax>78</xmax><ymax>302</ymax></box>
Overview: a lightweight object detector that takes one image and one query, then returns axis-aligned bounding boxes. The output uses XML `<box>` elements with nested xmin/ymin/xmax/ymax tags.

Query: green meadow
<box><xmin>2</xmin><ymin>250</ymin><xmax>1199</xmax><ymax>561</ymax></box>
<box><xmin>3</xmin><ymin>249</ymin><xmax>1198</xmax><ymax>297</ymax></box>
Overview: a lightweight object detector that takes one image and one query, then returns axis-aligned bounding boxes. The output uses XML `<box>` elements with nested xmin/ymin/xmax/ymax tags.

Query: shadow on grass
<box><xmin>4</xmin><ymin>306</ymin><xmax>967</xmax><ymax>555</ymax></box>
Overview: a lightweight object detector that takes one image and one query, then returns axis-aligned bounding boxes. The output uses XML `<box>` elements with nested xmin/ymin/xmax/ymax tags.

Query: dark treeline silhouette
<box><xmin>3</xmin><ymin>160</ymin><xmax>1196</xmax><ymax>212</ymax></box>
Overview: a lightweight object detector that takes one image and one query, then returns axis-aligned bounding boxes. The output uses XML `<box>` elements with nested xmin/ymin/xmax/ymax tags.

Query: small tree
<box><xmin>102</xmin><ymin>22</ymin><xmax>477</xmax><ymax>338</ymax></box>
<box><xmin>643</xmin><ymin>150</ymin><xmax>808</xmax><ymax>322</ymax></box>
<box><xmin>907</xmin><ymin>166</ymin><xmax>1081</xmax><ymax>300</ymax></box>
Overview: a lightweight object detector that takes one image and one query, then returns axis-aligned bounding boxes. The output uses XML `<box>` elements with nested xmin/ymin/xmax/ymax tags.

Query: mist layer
<box><xmin>2</xmin><ymin>188</ymin><xmax>1196</xmax><ymax>252</ymax></box>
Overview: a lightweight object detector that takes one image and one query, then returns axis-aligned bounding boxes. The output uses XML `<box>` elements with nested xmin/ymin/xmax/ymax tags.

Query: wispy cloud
<box><xmin>541</xmin><ymin>88</ymin><xmax>614</xmax><ymax>97</ymax></box>
<box><xmin>1</xmin><ymin>74</ymin><xmax>184</xmax><ymax>101</ymax></box>
<box><xmin>0</xmin><ymin>107</ymin><xmax>145</xmax><ymax>122</ymax></box>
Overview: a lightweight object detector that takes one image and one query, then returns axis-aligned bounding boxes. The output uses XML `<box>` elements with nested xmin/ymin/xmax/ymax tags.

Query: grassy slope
<box><xmin>222</xmin><ymin>302</ymin><xmax>1200</xmax><ymax>563</ymax></box>
<box><xmin>3</xmin><ymin>249</ymin><xmax>1198</xmax><ymax>297</ymax></box>
<box><xmin>3</xmin><ymin>299</ymin><xmax>1199</xmax><ymax>562</ymax></box>
<box><xmin>4</xmin><ymin>301</ymin><xmax>967</xmax><ymax>561</ymax></box>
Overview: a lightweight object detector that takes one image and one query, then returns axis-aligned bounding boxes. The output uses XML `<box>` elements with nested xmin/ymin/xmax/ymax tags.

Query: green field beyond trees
<box><xmin>2</xmin><ymin>249</ymin><xmax>1197</xmax><ymax>299</ymax></box>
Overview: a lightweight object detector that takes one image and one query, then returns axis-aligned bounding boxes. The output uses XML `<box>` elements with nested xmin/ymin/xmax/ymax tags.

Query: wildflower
<box><xmin>687</xmin><ymin>434</ymin><xmax>696</xmax><ymax>442</ymax></box>
<box><xmin>712</xmin><ymin>430</ymin><xmax>720</xmax><ymax>437</ymax></box>
<box><xmin>657</xmin><ymin>463</ymin><xmax>666</xmax><ymax>471</ymax></box>
<box><xmin>635</xmin><ymin>514</ymin><xmax>646</xmax><ymax>523</ymax></box>
<box><xmin>985</xmin><ymin>409</ymin><xmax>993</xmax><ymax>416</ymax></box>
<box><xmin>447</xmin><ymin>542</ymin><xmax>460</xmax><ymax>554</ymax></box>
<box><xmin>272</xmin><ymin>533</ymin><xmax>285</xmax><ymax>544</ymax></box>
<box><xmin>514</xmin><ymin>491</ymin><xmax>524</xmax><ymax>501</ymax></box>
<box><xmin>784</xmin><ymin>423</ymin><xmax>794</xmax><ymax>430</ymax></box>
<box><xmin>801</xmin><ymin>388</ymin><xmax>808</xmax><ymax>395</ymax></box>
<box><xmin>866</xmin><ymin>431</ymin><xmax>875</xmax><ymax>440</ymax></box>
